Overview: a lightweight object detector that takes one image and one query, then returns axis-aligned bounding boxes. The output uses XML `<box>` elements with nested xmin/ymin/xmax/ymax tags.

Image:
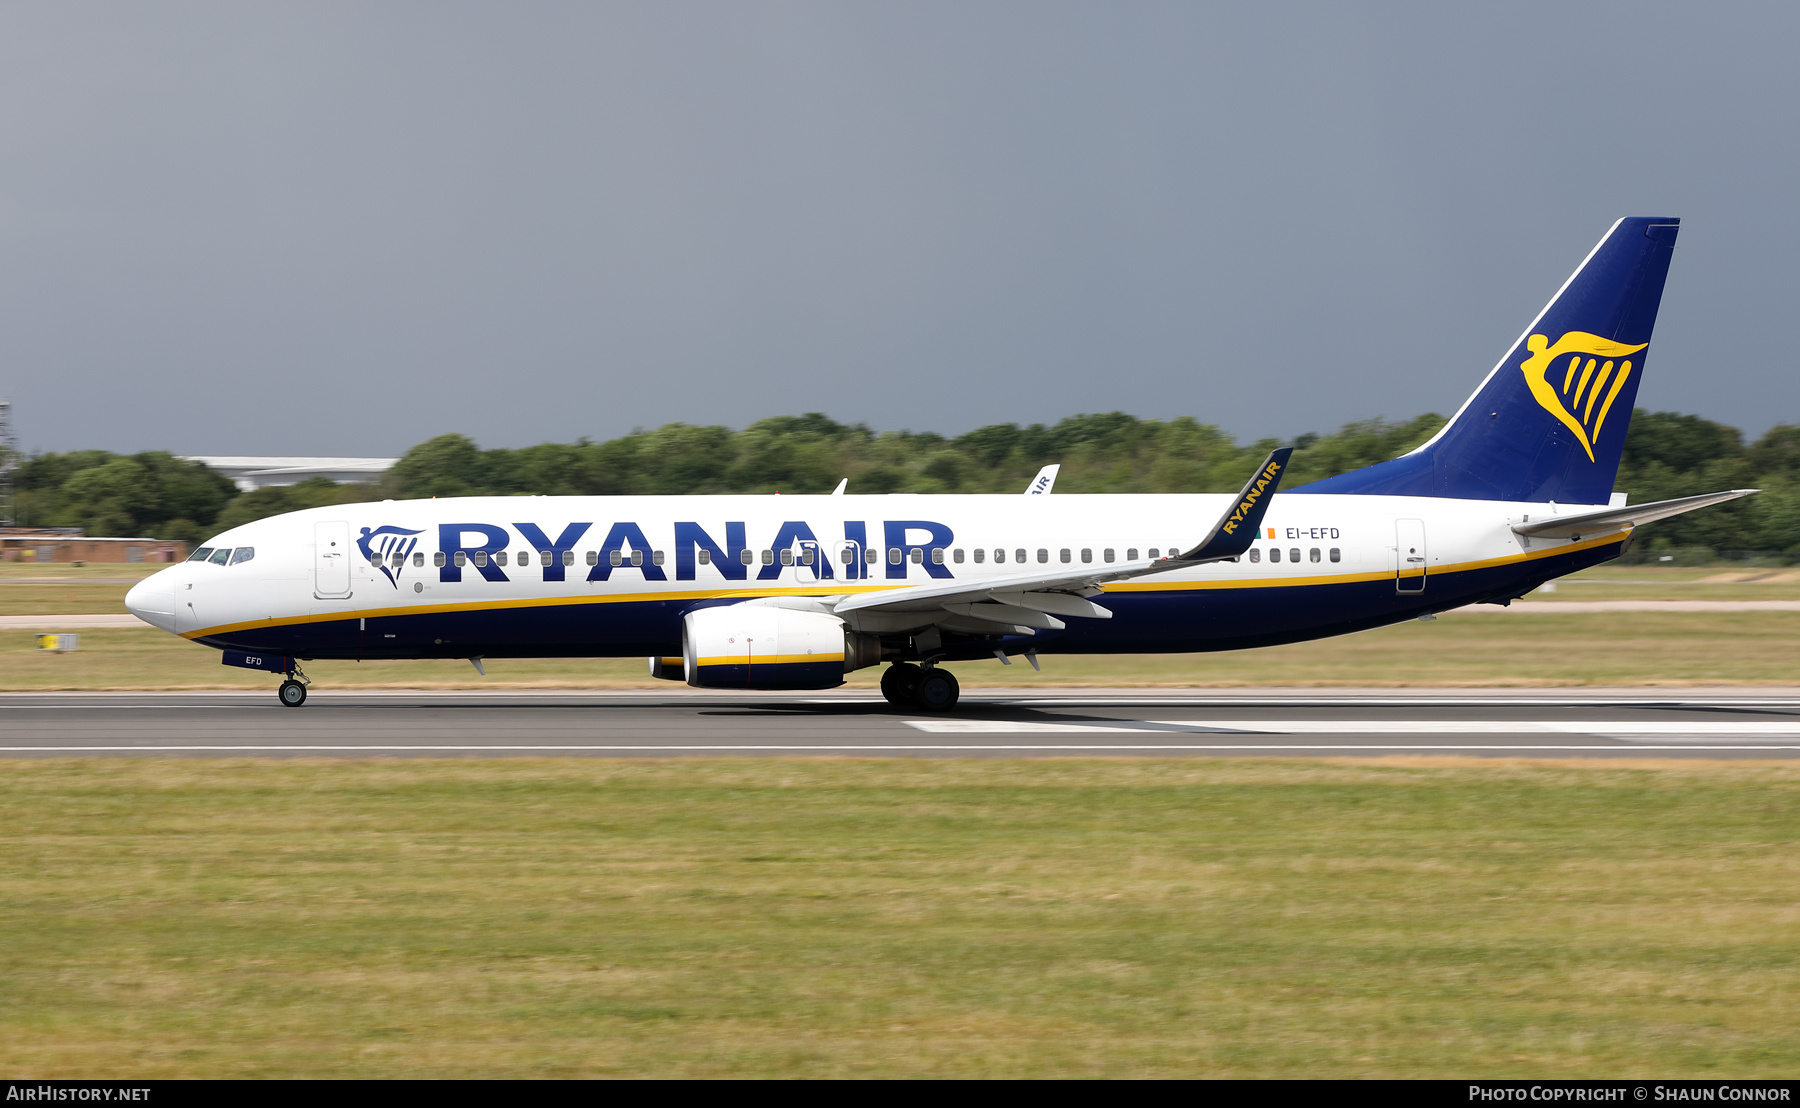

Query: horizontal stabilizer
<box><xmin>1511</xmin><ymin>489</ymin><xmax>1757</xmax><ymax>539</ymax></box>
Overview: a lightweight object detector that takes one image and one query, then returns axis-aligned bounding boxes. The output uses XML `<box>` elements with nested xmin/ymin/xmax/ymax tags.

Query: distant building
<box><xmin>180</xmin><ymin>456</ymin><xmax>398</xmax><ymax>493</ymax></box>
<box><xmin>1</xmin><ymin>528</ymin><xmax>186</xmax><ymax>564</ymax></box>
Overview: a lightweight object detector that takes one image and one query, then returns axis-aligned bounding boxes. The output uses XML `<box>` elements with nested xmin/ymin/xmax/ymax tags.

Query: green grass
<box><xmin>5</xmin><ymin>609</ymin><xmax>1799</xmax><ymax>690</ymax></box>
<box><xmin>1</xmin><ymin>758</ymin><xmax>1796</xmax><ymax>1077</ymax></box>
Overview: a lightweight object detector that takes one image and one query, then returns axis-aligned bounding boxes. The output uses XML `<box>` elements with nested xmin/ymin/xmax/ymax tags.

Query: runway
<box><xmin>5</xmin><ymin>688</ymin><xmax>1800</xmax><ymax>758</ymax></box>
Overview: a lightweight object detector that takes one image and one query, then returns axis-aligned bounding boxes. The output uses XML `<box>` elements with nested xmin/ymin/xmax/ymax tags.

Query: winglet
<box><xmin>1024</xmin><ymin>464</ymin><xmax>1060</xmax><ymax>495</ymax></box>
<box><xmin>830</xmin><ymin>478</ymin><xmax>848</xmax><ymax>496</ymax></box>
<box><xmin>1173</xmin><ymin>448</ymin><xmax>1293</xmax><ymax>563</ymax></box>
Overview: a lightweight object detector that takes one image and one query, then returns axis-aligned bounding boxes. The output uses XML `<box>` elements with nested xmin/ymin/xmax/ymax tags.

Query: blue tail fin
<box><xmin>1294</xmin><ymin>217</ymin><xmax>1679</xmax><ymax>504</ymax></box>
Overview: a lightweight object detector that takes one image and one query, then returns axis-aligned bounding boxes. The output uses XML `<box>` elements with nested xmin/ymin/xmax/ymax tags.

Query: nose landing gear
<box><xmin>880</xmin><ymin>662</ymin><xmax>959</xmax><ymax>711</ymax></box>
<box><xmin>277</xmin><ymin>662</ymin><xmax>311</xmax><ymax>708</ymax></box>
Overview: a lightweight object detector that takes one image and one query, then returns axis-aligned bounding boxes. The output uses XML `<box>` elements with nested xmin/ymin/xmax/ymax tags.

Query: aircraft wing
<box><xmin>1511</xmin><ymin>489</ymin><xmax>1757</xmax><ymax>540</ymax></box>
<box><xmin>833</xmin><ymin>449</ymin><xmax>1292</xmax><ymax>633</ymax></box>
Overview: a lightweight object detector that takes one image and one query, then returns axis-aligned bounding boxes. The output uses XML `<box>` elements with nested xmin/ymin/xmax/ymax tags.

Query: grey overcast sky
<box><xmin>2</xmin><ymin>2</ymin><xmax>1796</xmax><ymax>455</ymax></box>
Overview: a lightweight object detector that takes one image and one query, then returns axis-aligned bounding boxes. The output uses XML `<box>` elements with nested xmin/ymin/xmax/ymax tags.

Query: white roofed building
<box><xmin>181</xmin><ymin>457</ymin><xmax>397</xmax><ymax>492</ymax></box>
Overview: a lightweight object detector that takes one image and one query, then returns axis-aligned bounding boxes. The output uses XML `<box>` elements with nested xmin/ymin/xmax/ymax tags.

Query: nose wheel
<box><xmin>277</xmin><ymin>663</ymin><xmax>311</xmax><ymax>707</ymax></box>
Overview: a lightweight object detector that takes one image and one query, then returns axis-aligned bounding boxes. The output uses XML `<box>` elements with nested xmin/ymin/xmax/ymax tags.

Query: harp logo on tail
<box><xmin>1519</xmin><ymin>331</ymin><xmax>1649</xmax><ymax>462</ymax></box>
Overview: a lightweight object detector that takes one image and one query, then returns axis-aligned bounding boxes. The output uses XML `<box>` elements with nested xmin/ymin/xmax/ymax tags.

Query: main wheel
<box><xmin>915</xmin><ymin>669</ymin><xmax>960</xmax><ymax>712</ymax></box>
<box><xmin>278</xmin><ymin>679</ymin><xmax>307</xmax><ymax>707</ymax></box>
<box><xmin>880</xmin><ymin>663</ymin><xmax>922</xmax><ymax>707</ymax></box>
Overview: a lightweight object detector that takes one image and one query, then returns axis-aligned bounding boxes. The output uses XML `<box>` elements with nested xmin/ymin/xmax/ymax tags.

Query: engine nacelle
<box><xmin>647</xmin><ymin>656</ymin><xmax>685</xmax><ymax>681</ymax></box>
<box><xmin>683</xmin><ymin>605</ymin><xmax>881</xmax><ymax>690</ymax></box>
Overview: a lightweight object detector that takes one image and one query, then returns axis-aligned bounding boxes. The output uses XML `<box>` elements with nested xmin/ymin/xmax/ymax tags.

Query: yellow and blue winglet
<box><xmin>1175</xmin><ymin>447</ymin><xmax>1293</xmax><ymax>564</ymax></box>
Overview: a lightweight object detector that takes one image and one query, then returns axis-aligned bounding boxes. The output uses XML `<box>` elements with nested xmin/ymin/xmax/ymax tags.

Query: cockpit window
<box><xmin>229</xmin><ymin>547</ymin><xmax>255</xmax><ymax>566</ymax></box>
<box><xmin>208</xmin><ymin>548</ymin><xmax>231</xmax><ymax>565</ymax></box>
<box><xmin>189</xmin><ymin>547</ymin><xmax>215</xmax><ymax>562</ymax></box>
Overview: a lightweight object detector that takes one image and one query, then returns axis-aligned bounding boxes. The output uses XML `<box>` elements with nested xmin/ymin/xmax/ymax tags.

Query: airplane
<box><xmin>126</xmin><ymin>216</ymin><xmax>1754</xmax><ymax>711</ymax></box>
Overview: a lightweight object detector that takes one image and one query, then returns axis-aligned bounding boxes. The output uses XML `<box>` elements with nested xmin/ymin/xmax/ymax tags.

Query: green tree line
<box><xmin>10</xmin><ymin>409</ymin><xmax>1800</xmax><ymax>555</ymax></box>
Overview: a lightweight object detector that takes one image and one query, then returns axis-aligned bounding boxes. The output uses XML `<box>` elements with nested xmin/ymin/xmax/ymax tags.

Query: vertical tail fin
<box><xmin>1296</xmin><ymin>217</ymin><xmax>1680</xmax><ymax>503</ymax></box>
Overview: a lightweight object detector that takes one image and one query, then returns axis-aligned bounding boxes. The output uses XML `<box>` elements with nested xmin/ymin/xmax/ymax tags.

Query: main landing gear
<box><xmin>277</xmin><ymin>663</ymin><xmax>311</xmax><ymax>708</ymax></box>
<box><xmin>881</xmin><ymin>662</ymin><xmax>960</xmax><ymax>712</ymax></box>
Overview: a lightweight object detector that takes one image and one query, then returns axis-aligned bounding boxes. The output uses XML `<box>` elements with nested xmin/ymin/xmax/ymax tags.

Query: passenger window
<box><xmin>564</xmin><ymin>550</ymin><xmax>575</xmax><ymax>567</ymax></box>
<box><xmin>1059</xmin><ymin>549</ymin><xmax>1071</xmax><ymax>563</ymax></box>
<box><xmin>473</xmin><ymin>550</ymin><xmax>489</xmax><ymax>568</ymax></box>
<box><xmin>587</xmin><ymin>550</ymin><xmax>600</xmax><ymax>566</ymax></box>
<box><xmin>841</xmin><ymin>547</ymin><xmax>856</xmax><ymax>565</ymax></box>
<box><xmin>910</xmin><ymin>548</ymin><xmax>924</xmax><ymax>564</ymax></box>
<box><xmin>610</xmin><ymin>550</ymin><xmax>623</xmax><ymax>567</ymax></box>
<box><xmin>1269</xmin><ymin>547</ymin><xmax>1281</xmax><ymax>562</ymax></box>
<box><xmin>780</xmin><ymin>548</ymin><xmax>794</xmax><ymax>566</ymax></box>
<box><xmin>209</xmin><ymin>548</ymin><xmax>231</xmax><ymax>565</ymax></box>
<box><xmin>390</xmin><ymin>552</ymin><xmax>403</xmax><ymax>568</ymax></box>
<box><xmin>230</xmin><ymin>547</ymin><xmax>255</xmax><ymax>565</ymax></box>
<box><xmin>413</xmin><ymin>552</ymin><xmax>424</xmax><ymax>568</ymax></box>
<box><xmin>189</xmin><ymin>547</ymin><xmax>214</xmax><ymax>562</ymax></box>
<box><xmin>1103</xmin><ymin>548</ymin><xmax>1114</xmax><ymax>563</ymax></box>
<box><xmin>454</xmin><ymin>551</ymin><xmax>468</xmax><ymax>567</ymax></box>
<box><xmin>801</xmin><ymin>548</ymin><xmax>814</xmax><ymax>566</ymax></box>
<box><xmin>1249</xmin><ymin>548</ymin><xmax>1261</xmax><ymax>563</ymax></box>
<box><xmin>517</xmin><ymin>550</ymin><xmax>528</xmax><ymax>565</ymax></box>
<box><xmin>889</xmin><ymin>547</ymin><xmax>902</xmax><ymax>565</ymax></box>
<box><xmin>1147</xmin><ymin>548</ymin><xmax>1159</xmax><ymax>559</ymax></box>
<box><xmin>652</xmin><ymin>550</ymin><xmax>664</xmax><ymax>567</ymax></box>
<box><xmin>535</xmin><ymin>550</ymin><xmax>549</xmax><ymax>567</ymax></box>
<box><xmin>761</xmin><ymin>549</ymin><xmax>775</xmax><ymax>566</ymax></box>
<box><xmin>1080</xmin><ymin>548</ymin><xmax>1092</xmax><ymax>563</ymax></box>
<box><xmin>954</xmin><ymin>549</ymin><xmax>964</xmax><ymax>564</ymax></box>
<box><xmin>1016</xmin><ymin>548</ymin><xmax>1027</xmax><ymax>563</ymax></box>
<box><xmin>932</xmin><ymin>548</ymin><xmax>945</xmax><ymax>564</ymax></box>
<box><xmin>1310</xmin><ymin>548</ymin><xmax>1321</xmax><ymax>563</ymax></box>
<box><xmin>973</xmin><ymin>548</ymin><xmax>984</xmax><ymax>563</ymax></box>
<box><xmin>739</xmin><ymin>548</ymin><xmax>755</xmax><ymax>565</ymax></box>
<box><xmin>1037</xmin><ymin>548</ymin><xmax>1048</xmax><ymax>563</ymax></box>
<box><xmin>1329</xmin><ymin>547</ymin><xmax>1341</xmax><ymax>563</ymax></box>
<box><xmin>695</xmin><ymin>548</ymin><xmax>710</xmax><ymax>565</ymax></box>
<box><xmin>435</xmin><ymin>551</ymin><xmax>447</xmax><ymax>568</ymax></box>
<box><xmin>630</xmin><ymin>550</ymin><xmax>643</xmax><ymax>567</ymax></box>
<box><xmin>865</xmin><ymin>547</ymin><xmax>877</xmax><ymax>564</ymax></box>
<box><xmin>495</xmin><ymin>551</ymin><xmax>509</xmax><ymax>567</ymax></box>
<box><xmin>994</xmin><ymin>548</ymin><xmax>1005</xmax><ymax>564</ymax></box>
<box><xmin>1289</xmin><ymin>548</ymin><xmax>1301</xmax><ymax>562</ymax></box>
<box><xmin>1126</xmin><ymin>548</ymin><xmax>1138</xmax><ymax>560</ymax></box>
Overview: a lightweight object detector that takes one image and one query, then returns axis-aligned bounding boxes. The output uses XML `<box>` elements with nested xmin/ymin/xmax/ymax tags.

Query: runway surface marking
<box><xmin>907</xmin><ymin>719</ymin><xmax>1800</xmax><ymax>741</ymax></box>
<box><xmin>2</xmin><ymin>744</ymin><xmax>1798</xmax><ymax>754</ymax></box>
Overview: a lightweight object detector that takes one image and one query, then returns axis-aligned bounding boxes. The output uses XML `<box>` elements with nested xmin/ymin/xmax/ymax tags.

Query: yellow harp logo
<box><xmin>1519</xmin><ymin>331</ymin><xmax>1648</xmax><ymax>462</ymax></box>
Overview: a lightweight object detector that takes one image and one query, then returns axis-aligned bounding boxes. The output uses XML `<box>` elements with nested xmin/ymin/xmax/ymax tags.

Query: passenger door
<box><xmin>315</xmin><ymin>520</ymin><xmax>352</xmax><ymax>598</ymax></box>
<box><xmin>1394</xmin><ymin>518</ymin><xmax>1426</xmax><ymax>594</ymax></box>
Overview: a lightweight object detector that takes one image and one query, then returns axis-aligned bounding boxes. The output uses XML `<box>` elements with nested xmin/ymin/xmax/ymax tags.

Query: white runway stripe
<box><xmin>907</xmin><ymin>719</ymin><xmax>1800</xmax><ymax>741</ymax></box>
<box><xmin>1</xmin><ymin>744</ymin><xmax>1798</xmax><ymax>753</ymax></box>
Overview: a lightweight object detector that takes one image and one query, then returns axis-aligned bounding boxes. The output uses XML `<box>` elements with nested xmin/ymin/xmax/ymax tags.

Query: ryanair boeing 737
<box><xmin>126</xmin><ymin>217</ymin><xmax>1753</xmax><ymax>710</ymax></box>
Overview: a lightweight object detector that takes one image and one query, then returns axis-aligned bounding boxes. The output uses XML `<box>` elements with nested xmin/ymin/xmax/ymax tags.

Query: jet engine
<box><xmin>682</xmin><ymin>605</ymin><xmax>881</xmax><ymax>690</ymax></box>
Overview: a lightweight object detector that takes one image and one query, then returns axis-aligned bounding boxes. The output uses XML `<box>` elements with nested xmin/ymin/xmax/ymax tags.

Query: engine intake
<box><xmin>683</xmin><ymin>605</ymin><xmax>880</xmax><ymax>690</ymax></box>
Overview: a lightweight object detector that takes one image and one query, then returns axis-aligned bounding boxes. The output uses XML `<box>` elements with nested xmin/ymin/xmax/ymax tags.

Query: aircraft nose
<box><xmin>125</xmin><ymin>572</ymin><xmax>177</xmax><ymax>632</ymax></box>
